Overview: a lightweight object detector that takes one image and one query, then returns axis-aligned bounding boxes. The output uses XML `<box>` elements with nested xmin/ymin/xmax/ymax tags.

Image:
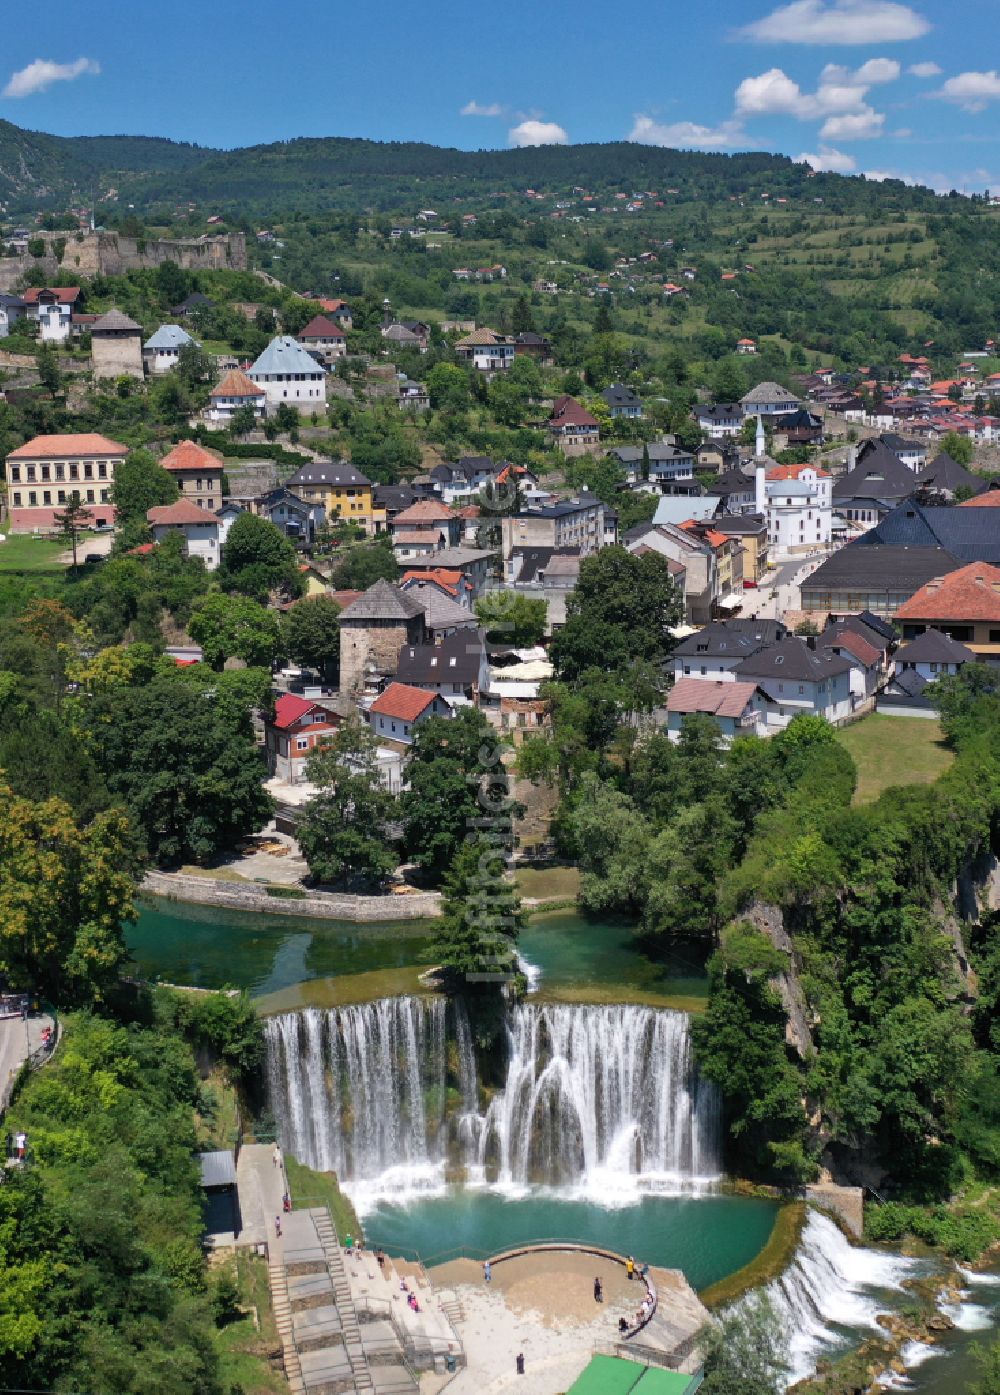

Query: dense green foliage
<box><xmin>701</xmin><ymin>1292</ymin><xmax>787</xmax><ymax>1395</ymax></box>
<box><xmin>1</xmin><ymin>1011</ymin><xmax>233</xmax><ymax>1393</ymax></box>
<box><xmin>298</xmin><ymin>719</ymin><xmax>397</xmax><ymax>886</ymax></box>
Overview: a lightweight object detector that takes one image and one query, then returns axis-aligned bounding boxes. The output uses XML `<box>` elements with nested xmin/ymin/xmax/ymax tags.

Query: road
<box><xmin>743</xmin><ymin>550</ymin><xmax>827</xmax><ymax>620</ymax></box>
<box><xmin>0</xmin><ymin>1011</ymin><xmax>54</xmax><ymax>1123</ymax></box>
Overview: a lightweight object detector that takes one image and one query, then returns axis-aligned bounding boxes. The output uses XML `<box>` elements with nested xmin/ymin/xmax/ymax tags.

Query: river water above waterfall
<box><xmin>127</xmin><ymin>899</ymin><xmax>709</xmax><ymax>1007</ymax></box>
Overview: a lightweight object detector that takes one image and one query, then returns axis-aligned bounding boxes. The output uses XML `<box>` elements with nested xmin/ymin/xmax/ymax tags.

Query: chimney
<box><xmin>755</xmin><ymin>462</ymin><xmax>766</xmax><ymax>515</ymax></box>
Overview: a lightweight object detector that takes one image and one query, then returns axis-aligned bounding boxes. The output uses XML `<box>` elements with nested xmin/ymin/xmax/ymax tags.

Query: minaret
<box><xmin>755</xmin><ymin>414</ymin><xmax>766</xmax><ymax>459</ymax></box>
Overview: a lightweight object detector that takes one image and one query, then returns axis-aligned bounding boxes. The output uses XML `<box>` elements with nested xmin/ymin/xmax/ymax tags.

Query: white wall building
<box><xmin>757</xmin><ymin>461</ymin><xmax>832</xmax><ymax>556</ymax></box>
<box><xmin>249</xmin><ymin>335</ymin><xmax>327</xmax><ymax>411</ymax></box>
<box><xmin>736</xmin><ymin>637</ymin><xmax>853</xmax><ymax>729</ymax></box>
<box><xmin>146</xmin><ymin>499</ymin><xmax>221</xmax><ymax>570</ymax></box>
<box><xmin>143</xmin><ymin>323</ymin><xmax>197</xmax><ymax>375</ymax></box>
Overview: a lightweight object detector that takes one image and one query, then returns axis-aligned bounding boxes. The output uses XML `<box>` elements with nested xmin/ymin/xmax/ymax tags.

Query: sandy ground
<box><xmin>428</xmin><ymin>1253</ymin><xmax>656</xmax><ymax>1395</ymax></box>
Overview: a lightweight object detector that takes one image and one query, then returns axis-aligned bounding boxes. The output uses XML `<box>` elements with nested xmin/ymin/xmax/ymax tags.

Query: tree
<box><xmin>511</xmin><ymin>295</ymin><xmax>534</xmax><ymax>333</ymax></box>
<box><xmin>569</xmin><ymin>774</ymin><xmax>651</xmax><ymax>915</ymax></box>
<box><xmin>188</xmin><ymin>592</ymin><xmax>284</xmax><ymax>670</ymax></box>
<box><xmin>403</xmin><ymin>708</ymin><xmax>522</xmax><ymax>884</ymax></box>
<box><xmin>229</xmin><ymin>402</ymin><xmax>258</xmax><ymax>438</ymax></box>
<box><xmin>551</xmin><ymin>546</ymin><xmax>682</xmax><ymax>682</ymax></box>
<box><xmin>36</xmin><ymin>344</ymin><xmax>62</xmax><ymax>399</ymax></box>
<box><xmin>971</xmin><ymin>1339</ymin><xmax>1000</xmax><ymax>1395</ymax></box>
<box><xmin>282</xmin><ymin>595</ymin><xmax>342</xmax><ymax>679</ymax></box>
<box><xmin>700</xmin><ymin>1292</ymin><xmax>788</xmax><ymax>1395</ymax></box>
<box><xmin>54</xmin><ymin>492</ymin><xmax>89</xmax><ymax>573</ymax></box>
<box><xmin>297</xmin><ymin>719</ymin><xmax>397</xmax><ymax>886</ymax></box>
<box><xmin>329</xmin><ymin>538</ymin><xmax>399</xmax><ymax>590</ymax></box>
<box><xmin>220</xmin><ymin>510</ymin><xmax>303</xmax><ymax>600</ymax></box>
<box><xmin>426</xmin><ymin>362</ymin><xmax>472</xmax><ymax>412</ymax></box>
<box><xmin>426</xmin><ymin>835</ymin><xmax>524</xmax><ymax>991</ymax></box>
<box><xmin>475</xmin><ymin>591</ymin><xmax>547</xmax><ymax>646</ymax></box>
<box><xmin>0</xmin><ymin>784</ymin><xmax>137</xmax><ymax>1004</ymax></box>
<box><xmin>940</xmin><ymin>430</ymin><xmax>974</xmax><ymax>466</ymax></box>
<box><xmin>110</xmin><ymin>449</ymin><xmax>179</xmax><ymax>527</ymax></box>
<box><xmin>81</xmin><ymin>674</ymin><xmax>274</xmax><ymax>866</ymax></box>
<box><xmin>175</xmin><ymin>341</ymin><xmax>214</xmax><ymax>392</ymax></box>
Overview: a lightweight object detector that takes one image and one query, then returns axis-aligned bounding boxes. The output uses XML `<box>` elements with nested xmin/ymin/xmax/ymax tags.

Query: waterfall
<box><xmin>477</xmin><ymin>1002</ymin><xmax>720</xmax><ymax>1198</ymax></box>
<box><xmin>765</xmin><ymin>1212</ymin><xmax>919</xmax><ymax>1386</ymax></box>
<box><xmin>264</xmin><ymin>996</ymin><xmax>719</xmax><ymax>1208</ymax></box>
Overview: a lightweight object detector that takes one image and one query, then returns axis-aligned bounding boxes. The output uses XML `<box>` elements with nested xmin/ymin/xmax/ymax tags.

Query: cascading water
<box><xmin>264</xmin><ymin>996</ymin><xmax>720</xmax><ymax>1208</ymax></box>
<box><xmin>476</xmin><ymin>1002</ymin><xmax>720</xmax><ymax>1197</ymax></box>
<box><xmin>764</xmin><ymin>1212</ymin><xmax>919</xmax><ymax>1386</ymax></box>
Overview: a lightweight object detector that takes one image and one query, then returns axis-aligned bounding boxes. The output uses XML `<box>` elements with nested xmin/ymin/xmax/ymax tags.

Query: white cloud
<box><xmin>853</xmin><ymin>57</ymin><xmax>901</xmax><ymax>84</ymax></box>
<box><xmin>460</xmin><ymin>100</ymin><xmax>504</xmax><ymax>117</ymax></box>
<box><xmin>628</xmin><ymin>115</ymin><xmax>746</xmax><ymax>149</ymax></box>
<box><xmin>893</xmin><ymin>126</ymin><xmax>913</xmax><ymax>137</ymax></box>
<box><xmin>3</xmin><ymin>56</ymin><xmax>100</xmax><ymax>98</ymax></box>
<box><xmin>508</xmin><ymin>119</ymin><xmax>568</xmax><ymax>147</ymax></box>
<box><xmin>935</xmin><ymin>70</ymin><xmax>1000</xmax><ymax>113</ymax></box>
<box><xmin>820</xmin><ymin>107</ymin><xmax>886</xmax><ymax>138</ymax></box>
<box><xmin>798</xmin><ymin>146</ymin><xmax>858</xmax><ymax>172</ymax></box>
<box><xmin>740</xmin><ymin>0</ymin><xmax>930</xmax><ymax>45</ymax></box>
<box><xmin>908</xmin><ymin>61</ymin><xmax>941</xmax><ymax>77</ymax></box>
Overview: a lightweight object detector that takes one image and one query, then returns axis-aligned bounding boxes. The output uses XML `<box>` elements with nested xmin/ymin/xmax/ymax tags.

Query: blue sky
<box><xmin>4</xmin><ymin>0</ymin><xmax>1000</xmax><ymax>193</ymax></box>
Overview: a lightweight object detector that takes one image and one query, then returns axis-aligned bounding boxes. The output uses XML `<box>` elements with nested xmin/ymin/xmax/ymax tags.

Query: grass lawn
<box><xmin>213</xmin><ymin>1251</ymin><xmax>287</xmax><ymax>1394</ymax></box>
<box><xmin>515</xmin><ymin>865</ymin><xmax>581</xmax><ymax>901</ymax></box>
<box><xmin>0</xmin><ymin>533</ymin><xmax>69</xmax><ymax>571</ymax></box>
<box><xmin>284</xmin><ymin>1153</ymin><xmax>360</xmax><ymax>1242</ymax></box>
<box><xmin>835</xmin><ymin>715</ymin><xmax>954</xmax><ymax>805</ymax></box>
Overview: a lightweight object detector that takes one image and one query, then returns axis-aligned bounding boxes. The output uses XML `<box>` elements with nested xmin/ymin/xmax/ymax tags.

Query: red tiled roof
<box><xmin>394</xmin><ymin>500</ymin><xmax>453</xmax><ymax>523</ymax></box>
<box><xmin>147</xmin><ymin>498</ymin><xmax>220</xmax><ymax>525</ymax></box>
<box><xmin>402</xmin><ymin>567</ymin><xmax>464</xmax><ymax>596</ymax></box>
<box><xmin>392</xmin><ymin>529</ymin><xmax>442</xmax><ymax>545</ymax></box>
<box><xmin>549</xmin><ymin>394</ymin><xmax>599</xmax><ymax>429</ymax></box>
<box><xmin>298</xmin><ymin>314</ymin><xmax>345</xmax><ymax>339</ymax></box>
<box><xmin>273</xmin><ymin>694</ymin><xmax>320</xmax><ymax>731</ymax></box>
<box><xmin>316</xmin><ymin>298</ymin><xmax>348</xmax><ymax>313</ymax></box>
<box><xmin>127</xmin><ymin>542</ymin><xmax>157</xmax><ymax>556</ymax></box>
<box><xmin>369</xmin><ymin>682</ymin><xmax>438</xmax><ymax>722</ymax></box>
<box><xmin>329</xmin><ymin>589</ymin><xmax>364</xmax><ymax>608</ymax></box>
<box><xmin>825</xmin><ymin>630</ymin><xmax>881</xmax><ymax>666</ymax></box>
<box><xmin>895</xmin><ymin>562</ymin><xmax>1000</xmax><ymax>623</ymax></box>
<box><xmin>21</xmin><ymin>286</ymin><xmax>80</xmax><ymax>305</ymax></box>
<box><xmin>667</xmin><ymin>678</ymin><xmax>760</xmax><ymax>719</ymax></box>
<box><xmin>958</xmin><ymin>491</ymin><xmax>1000</xmax><ymax>508</ymax></box>
<box><xmin>456</xmin><ymin>505</ymin><xmax>481</xmax><ymax>518</ymax></box>
<box><xmin>211</xmin><ymin>367</ymin><xmax>265</xmax><ymax>399</ymax></box>
<box><xmin>766</xmin><ymin>462</ymin><xmax>830</xmax><ymax>480</ymax></box>
<box><xmin>8</xmin><ymin>432</ymin><xmax>128</xmax><ymax>459</ymax></box>
<box><xmin>160</xmin><ymin>440</ymin><xmax>224</xmax><ymax>473</ymax></box>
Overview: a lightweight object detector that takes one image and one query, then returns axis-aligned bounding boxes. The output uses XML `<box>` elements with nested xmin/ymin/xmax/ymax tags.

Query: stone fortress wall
<box><xmin>0</xmin><ymin>230</ymin><xmax>247</xmax><ymax>293</ymax></box>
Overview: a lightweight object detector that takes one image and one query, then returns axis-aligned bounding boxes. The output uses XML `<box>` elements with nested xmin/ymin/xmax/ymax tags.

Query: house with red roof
<box><xmin>296</xmin><ymin>314</ymin><xmax>346</xmax><ymax>364</ymax></box>
<box><xmin>147</xmin><ymin>498</ymin><xmax>221</xmax><ymax>569</ymax></box>
<box><xmin>264</xmin><ymin>693</ymin><xmax>343</xmax><ymax>784</ymax></box>
<box><xmin>389</xmin><ymin>500</ymin><xmax>460</xmax><ymax>561</ymax></box>
<box><xmin>159</xmin><ymin>440</ymin><xmax>225</xmax><ymax>512</ymax></box>
<box><xmin>5</xmin><ymin>432</ymin><xmax>127</xmax><ymax>532</ymax></box>
<box><xmin>206</xmin><ymin>367</ymin><xmax>266</xmax><ymax>425</ymax></box>
<box><xmin>895</xmin><ymin>561</ymin><xmax>1000</xmax><ymax>662</ymax></box>
<box><xmin>22</xmin><ymin>286</ymin><xmax>82</xmax><ymax>343</ymax></box>
<box><xmin>548</xmin><ymin>395</ymin><xmax>601</xmax><ymax>456</ymax></box>
<box><xmin>666</xmin><ymin>678</ymin><xmax>771</xmax><ymax>743</ymax></box>
<box><xmin>367</xmin><ymin>682</ymin><xmax>453</xmax><ymax>745</ymax></box>
<box><xmin>736</xmin><ymin>338</ymin><xmax>757</xmax><ymax>355</ymax></box>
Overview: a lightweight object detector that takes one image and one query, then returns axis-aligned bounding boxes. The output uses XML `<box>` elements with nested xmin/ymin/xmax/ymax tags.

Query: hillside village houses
<box><xmin>159</xmin><ymin>440</ymin><xmax>225</xmax><ymax>513</ymax></box>
<box><xmin>206</xmin><ymin>367</ymin><xmax>267</xmax><ymax>425</ymax></box>
<box><xmin>249</xmin><ymin>335</ymin><xmax>327</xmax><ymax>411</ymax></box>
<box><xmin>146</xmin><ymin>498</ymin><xmax>221</xmax><ymax>570</ymax></box>
<box><xmin>143</xmin><ymin>323</ymin><xmax>197</xmax><ymax>375</ymax></box>
<box><xmin>90</xmin><ymin>309</ymin><xmax>144</xmax><ymax>380</ymax></box>
<box><xmin>5</xmin><ymin>432</ymin><xmax>126</xmax><ymax>532</ymax></box>
<box><xmin>282</xmin><ymin>460</ymin><xmax>380</xmax><ymax>533</ymax></box>
<box><xmin>296</xmin><ymin>314</ymin><xmax>347</xmax><ymax>363</ymax></box>
<box><xmin>0</xmin><ymin>292</ymin><xmax>26</xmax><ymax>337</ymax></box>
<box><xmin>22</xmin><ymin>286</ymin><xmax>81</xmax><ymax>342</ymax></box>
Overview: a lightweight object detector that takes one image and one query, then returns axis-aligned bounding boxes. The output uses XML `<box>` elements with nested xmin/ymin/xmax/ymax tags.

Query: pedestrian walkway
<box><xmin>1</xmin><ymin>1011</ymin><xmax>56</xmax><ymax>1123</ymax></box>
<box><xmin>234</xmin><ymin>1143</ymin><xmax>286</xmax><ymax>1247</ymax></box>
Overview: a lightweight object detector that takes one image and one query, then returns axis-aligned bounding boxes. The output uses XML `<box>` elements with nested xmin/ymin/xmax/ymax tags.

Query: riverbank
<box><xmin>142</xmin><ymin>869</ymin><xmax>442</xmax><ymax>920</ymax></box>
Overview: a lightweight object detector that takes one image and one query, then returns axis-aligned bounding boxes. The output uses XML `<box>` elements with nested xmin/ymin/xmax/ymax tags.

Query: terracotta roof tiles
<box><xmin>894</xmin><ymin>561</ymin><xmax>1000</xmax><ymax>624</ymax></box>
<box><xmin>369</xmin><ymin>682</ymin><xmax>438</xmax><ymax>722</ymax></box>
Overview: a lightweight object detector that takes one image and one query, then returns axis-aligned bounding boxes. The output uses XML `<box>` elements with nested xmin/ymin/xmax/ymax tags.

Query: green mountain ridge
<box><xmin>0</xmin><ymin>118</ymin><xmax>941</xmax><ymax>215</ymax></box>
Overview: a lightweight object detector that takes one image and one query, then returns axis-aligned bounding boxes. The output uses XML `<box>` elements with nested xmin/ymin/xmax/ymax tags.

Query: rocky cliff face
<box><xmin>0</xmin><ymin>230</ymin><xmax>246</xmax><ymax>294</ymax></box>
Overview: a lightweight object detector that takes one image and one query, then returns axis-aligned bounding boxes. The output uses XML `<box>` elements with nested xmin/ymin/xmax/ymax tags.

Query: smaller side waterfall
<box><xmin>765</xmin><ymin>1212</ymin><xmax>919</xmax><ymax>1386</ymax></box>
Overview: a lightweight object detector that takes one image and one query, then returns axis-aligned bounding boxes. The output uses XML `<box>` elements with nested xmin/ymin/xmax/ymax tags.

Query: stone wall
<box><xmin>804</xmin><ymin>1182</ymin><xmax>865</xmax><ymax>1239</ymax></box>
<box><xmin>0</xmin><ymin>230</ymin><xmax>246</xmax><ymax>293</ymax></box>
<box><xmin>142</xmin><ymin>869</ymin><xmax>441</xmax><ymax>921</ymax></box>
<box><xmin>92</xmin><ymin>334</ymin><xmax>143</xmax><ymax>380</ymax></box>
<box><xmin>340</xmin><ymin>616</ymin><xmax>423</xmax><ymax>697</ymax></box>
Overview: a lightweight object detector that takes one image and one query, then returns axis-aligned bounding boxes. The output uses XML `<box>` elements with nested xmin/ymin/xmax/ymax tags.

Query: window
<box><xmin>86</xmin><ymin>490</ymin><xmax>95</xmax><ymax>503</ymax></box>
<box><xmin>9</xmin><ymin>466</ymin><xmax>20</xmax><ymax>483</ymax></box>
<box><xmin>69</xmin><ymin>463</ymin><xmax>79</xmax><ymax>480</ymax></box>
<box><xmin>296</xmin><ymin>738</ymin><xmax>309</xmax><ymax>751</ymax></box>
<box><xmin>98</xmin><ymin>462</ymin><xmax>107</xmax><ymax>479</ymax></box>
<box><xmin>26</xmin><ymin>465</ymin><xmax>36</xmax><ymax>481</ymax></box>
<box><xmin>84</xmin><ymin>463</ymin><xmax>93</xmax><ymax>480</ymax></box>
<box><xmin>12</xmin><ymin>492</ymin><xmax>21</xmax><ymax>506</ymax></box>
<box><xmin>57</xmin><ymin>490</ymin><xmax>66</xmax><ymax>504</ymax></box>
<box><xmin>798</xmin><ymin>685</ymin><xmax>805</xmax><ymax>695</ymax></box>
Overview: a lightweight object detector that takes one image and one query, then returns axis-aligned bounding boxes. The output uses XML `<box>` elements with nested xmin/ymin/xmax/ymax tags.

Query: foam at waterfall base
<box><xmin>760</xmin><ymin>1212</ymin><xmax>919</xmax><ymax>1388</ymax></box>
<box><xmin>343</xmin><ymin>1163</ymin><xmax>450</xmax><ymax>1217</ymax></box>
<box><xmin>941</xmin><ymin>1297</ymin><xmax>996</xmax><ymax>1331</ymax></box>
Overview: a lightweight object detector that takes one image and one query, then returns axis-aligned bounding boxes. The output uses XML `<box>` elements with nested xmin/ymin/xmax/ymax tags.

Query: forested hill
<box><xmin>0</xmin><ymin>118</ymin><xmax>946</xmax><ymax>215</ymax></box>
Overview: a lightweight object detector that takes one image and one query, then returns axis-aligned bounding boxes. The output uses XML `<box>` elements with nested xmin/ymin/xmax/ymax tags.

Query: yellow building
<box><xmin>284</xmin><ymin>460</ymin><xmax>381</xmax><ymax>534</ymax></box>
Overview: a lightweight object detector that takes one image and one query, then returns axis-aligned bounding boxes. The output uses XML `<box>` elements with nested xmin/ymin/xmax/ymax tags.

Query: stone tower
<box><xmin>337</xmin><ymin>579</ymin><xmax>426</xmax><ymax>696</ymax></box>
<box><xmin>90</xmin><ymin>308</ymin><xmax>144</xmax><ymax>380</ymax></box>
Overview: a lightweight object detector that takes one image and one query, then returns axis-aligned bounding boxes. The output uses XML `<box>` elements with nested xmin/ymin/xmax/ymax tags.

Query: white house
<box><xmin>249</xmin><ymin>336</ymin><xmax>327</xmax><ymax>412</ymax></box>
<box><xmin>206</xmin><ymin>367</ymin><xmax>267</xmax><ymax>424</ymax></box>
<box><xmin>893</xmin><ymin>629</ymin><xmax>976</xmax><ymax>683</ymax></box>
<box><xmin>454</xmin><ymin>329</ymin><xmax>516</xmax><ymax>373</ymax></box>
<box><xmin>22</xmin><ymin>287</ymin><xmax>81</xmax><ymax>343</ymax></box>
<box><xmin>671</xmin><ymin>619</ymin><xmax>788</xmax><ymax>683</ymax></box>
<box><xmin>146</xmin><ymin>498</ymin><xmax>221</xmax><ymax>570</ymax></box>
<box><xmin>741</xmin><ymin>381</ymin><xmax>800</xmax><ymax>418</ymax></box>
<box><xmin>757</xmin><ymin>462</ymin><xmax>832</xmax><ymax>556</ymax></box>
<box><xmin>0</xmin><ymin>293</ymin><xmax>26</xmax><ymax>338</ymax></box>
<box><xmin>735</xmin><ymin>635</ymin><xmax>852</xmax><ymax>729</ymax></box>
<box><xmin>367</xmin><ymin>682</ymin><xmax>452</xmax><ymax>745</ymax></box>
<box><xmin>694</xmin><ymin>404</ymin><xmax>744</xmax><ymax>439</ymax></box>
<box><xmin>143</xmin><ymin>324</ymin><xmax>197</xmax><ymax>375</ymax></box>
<box><xmin>666</xmin><ymin>678</ymin><xmax>771</xmax><ymax>743</ymax></box>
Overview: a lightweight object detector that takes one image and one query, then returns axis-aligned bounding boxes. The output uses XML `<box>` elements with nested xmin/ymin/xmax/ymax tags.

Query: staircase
<box><xmin>268</xmin><ymin>1253</ymin><xmax>305</xmax><ymax>1395</ymax></box>
<box><xmin>314</xmin><ymin>1210</ymin><xmax>375</xmax><ymax>1393</ymax></box>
